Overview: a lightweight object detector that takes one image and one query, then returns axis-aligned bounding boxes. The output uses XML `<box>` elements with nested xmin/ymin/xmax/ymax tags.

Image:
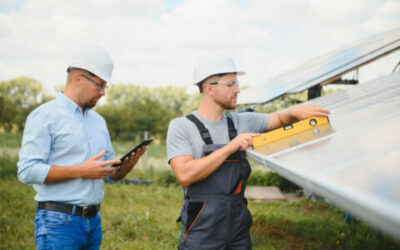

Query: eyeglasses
<box><xmin>80</xmin><ymin>74</ymin><xmax>108</xmax><ymax>90</ymax></box>
<box><xmin>209</xmin><ymin>79</ymin><xmax>240</xmax><ymax>88</ymax></box>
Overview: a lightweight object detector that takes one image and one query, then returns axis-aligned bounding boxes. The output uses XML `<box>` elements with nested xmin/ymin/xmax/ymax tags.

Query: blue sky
<box><xmin>0</xmin><ymin>0</ymin><xmax>26</xmax><ymax>13</ymax></box>
<box><xmin>163</xmin><ymin>0</ymin><xmax>183</xmax><ymax>12</ymax></box>
<box><xmin>0</xmin><ymin>0</ymin><xmax>399</xmax><ymax>94</ymax></box>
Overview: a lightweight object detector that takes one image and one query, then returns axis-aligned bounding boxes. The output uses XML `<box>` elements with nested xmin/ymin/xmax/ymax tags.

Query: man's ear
<box><xmin>203</xmin><ymin>83</ymin><xmax>215</xmax><ymax>96</ymax></box>
<box><xmin>71</xmin><ymin>71</ymin><xmax>82</xmax><ymax>84</ymax></box>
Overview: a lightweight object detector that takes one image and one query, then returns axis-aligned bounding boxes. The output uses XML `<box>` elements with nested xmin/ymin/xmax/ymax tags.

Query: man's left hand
<box><xmin>289</xmin><ymin>104</ymin><xmax>330</xmax><ymax>120</ymax></box>
<box><xmin>110</xmin><ymin>146</ymin><xmax>147</xmax><ymax>180</ymax></box>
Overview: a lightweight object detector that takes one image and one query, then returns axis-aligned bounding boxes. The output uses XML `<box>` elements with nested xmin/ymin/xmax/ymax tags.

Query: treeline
<box><xmin>0</xmin><ymin>77</ymin><xmax>200</xmax><ymax>141</ymax></box>
<box><xmin>0</xmin><ymin>77</ymin><xmax>53</xmax><ymax>132</ymax></box>
<box><xmin>0</xmin><ymin>77</ymin><xmax>315</xmax><ymax>141</ymax></box>
<box><xmin>97</xmin><ymin>84</ymin><xmax>200</xmax><ymax>141</ymax></box>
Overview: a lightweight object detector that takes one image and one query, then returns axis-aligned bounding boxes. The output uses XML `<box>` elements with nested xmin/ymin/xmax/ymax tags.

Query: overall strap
<box><xmin>186</xmin><ymin>114</ymin><xmax>213</xmax><ymax>145</ymax></box>
<box><xmin>227</xmin><ymin>116</ymin><xmax>237</xmax><ymax>141</ymax></box>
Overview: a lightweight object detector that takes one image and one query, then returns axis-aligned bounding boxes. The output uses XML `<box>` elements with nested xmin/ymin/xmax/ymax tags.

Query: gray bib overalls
<box><xmin>178</xmin><ymin>114</ymin><xmax>252</xmax><ymax>250</ymax></box>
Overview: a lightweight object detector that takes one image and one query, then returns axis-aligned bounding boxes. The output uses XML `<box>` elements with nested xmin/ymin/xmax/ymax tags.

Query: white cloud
<box><xmin>364</xmin><ymin>0</ymin><xmax>400</xmax><ymax>32</ymax></box>
<box><xmin>0</xmin><ymin>0</ymin><xmax>399</xmax><ymax>95</ymax></box>
<box><xmin>244</xmin><ymin>0</ymin><xmax>380</xmax><ymax>25</ymax></box>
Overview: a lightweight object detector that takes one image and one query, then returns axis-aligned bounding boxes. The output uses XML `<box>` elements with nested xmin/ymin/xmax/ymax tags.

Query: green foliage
<box><xmin>0</xmin><ymin>155</ymin><xmax>18</xmax><ymax>179</ymax></box>
<box><xmin>0</xmin><ymin>135</ymin><xmax>397</xmax><ymax>249</ymax></box>
<box><xmin>237</xmin><ymin>86</ymin><xmax>343</xmax><ymax>115</ymax></box>
<box><xmin>2</xmin><ymin>169</ymin><xmax>398</xmax><ymax>249</ymax></box>
<box><xmin>96</xmin><ymin>83</ymin><xmax>200</xmax><ymax>141</ymax></box>
<box><xmin>157</xmin><ymin>170</ymin><xmax>180</xmax><ymax>187</ymax></box>
<box><xmin>258</xmin><ymin>91</ymin><xmax>308</xmax><ymax>113</ymax></box>
<box><xmin>0</xmin><ymin>132</ymin><xmax>21</xmax><ymax>149</ymax></box>
<box><xmin>0</xmin><ymin>133</ymin><xmax>21</xmax><ymax>179</ymax></box>
<box><xmin>97</xmin><ymin>99</ymin><xmax>169</xmax><ymax>141</ymax></box>
<box><xmin>0</xmin><ymin>77</ymin><xmax>201</xmax><ymax>140</ymax></box>
<box><xmin>250</xmin><ymin>201</ymin><xmax>398</xmax><ymax>249</ymax></box>
<box><xmin>248</xmin><ymin>171</ymin><xmax>300</xmax><ymax>191</ymax></box>
<box><xmin>0</xmin><ymin>75</ymin><xmax>344</xmax><ymax>143</ymax></box>
<box><xmin>0</xmin><ymin>178</ymin><xmax>36</xmax><ymax>249</ymax></box>
<box><xmin>0</xmin><ymin>77</ymin><xmax>44</xmax><ymax>108</ymax></box>
<box><xmin>0</xmin><ymin>96</ymin><xmax>16</xmax><ymax>131</ymax></box>
<box><xmin>0</xmin><ymin>77</ymin><xmax>52</xmax><ymax>132</ymax></box>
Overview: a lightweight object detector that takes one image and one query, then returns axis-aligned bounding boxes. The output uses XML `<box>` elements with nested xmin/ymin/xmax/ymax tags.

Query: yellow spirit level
<box><xmin>252</xmin><ymin>116</ymin><xmax>330</xmax><ymax>149</ymax></box>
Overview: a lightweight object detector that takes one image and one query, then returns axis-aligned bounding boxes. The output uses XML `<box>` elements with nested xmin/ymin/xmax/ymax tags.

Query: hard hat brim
<box><xmin>193</xmin><ymin>71</ymin><xmax>245</xmax><ymax>85</ymax></box>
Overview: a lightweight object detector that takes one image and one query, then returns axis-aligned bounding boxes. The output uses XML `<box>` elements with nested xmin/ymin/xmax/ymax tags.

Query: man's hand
<box><xmin>227</xmin><ymin>133</ymin><xmax>260</xmax><ymax>152</ymax></box>
<box><xmin>79</xmin><ymin>150</ymin><xmax>121</xmax><ymax>179</ymax></box>
<box><xmin>170</xmin><ymin>133</ymin><xmax>259</xmax><ymax>187</ymax></box>
<box><xmin>289</xmin><ymin>104</ymin><xmax>330</xmax><ymax>120</ymax></box>
<box><xmin>110</xmin><ymin>146</ymin><xmax>147</xmax><ymax>181</ymax></box>
<box><xmin>44</xmin><ymin>150</ymin><xmax>121</xmax><ymax>183</ymax></box>
<box><xmin>268</xmin><ymin>104</ymin><xmax>330</xmax><ymax>131</ymax></box>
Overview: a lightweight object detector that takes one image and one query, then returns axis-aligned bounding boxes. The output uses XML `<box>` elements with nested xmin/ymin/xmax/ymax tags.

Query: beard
<box><xmin>83</xmin><ymin>98</ymin><xmax>98</xmax><ymax>111</ymax></box>
<box><xmin>215</xmin><ymin>96</ymin><xmax>237</xmax><ymax>110</ymax></box>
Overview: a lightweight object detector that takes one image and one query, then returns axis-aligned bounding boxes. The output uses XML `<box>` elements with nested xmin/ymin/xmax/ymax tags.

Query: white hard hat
<box><xmin>67</xmin><ymin>45</ymin><xmax>114</xmax><ymax>83</ymax></box>
<box><xmin>193</xmin><ymin>55</ymin><xmax>245</xmax><ymax>85</ymax></box>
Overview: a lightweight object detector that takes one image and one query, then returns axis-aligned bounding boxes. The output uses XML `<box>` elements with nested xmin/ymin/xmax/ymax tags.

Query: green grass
<box><xmin>112</xmin><ymin>139</ymin><xmax>166</xmax><ymax>159</ymax></box>
<box><xmin>2</xmin><ymin>173</ymin><xmax>398</xmax><ymax>249</ymax></box>
<box><xmin>0</xmin><ymin>132</ymin><xmax>21</xmax><ymax>149</ymax></box>
<box><xmin>1</xmin><ymin>134</ymin><xmax>399</xmax><ymax>249</ymax></box>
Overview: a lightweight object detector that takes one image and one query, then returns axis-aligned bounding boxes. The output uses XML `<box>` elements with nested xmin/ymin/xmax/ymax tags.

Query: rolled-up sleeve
<box><xmin>17</xmin><ymin>110</ymin><xmax>51</xmax><ymax>185</ymax></box>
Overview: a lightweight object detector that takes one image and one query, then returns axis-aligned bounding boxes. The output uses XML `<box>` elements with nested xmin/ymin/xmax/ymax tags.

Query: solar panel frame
<box><xmin>238</xmin><ymin>27</ymin><xmax>400</xmax><ymax>105</ymax></box>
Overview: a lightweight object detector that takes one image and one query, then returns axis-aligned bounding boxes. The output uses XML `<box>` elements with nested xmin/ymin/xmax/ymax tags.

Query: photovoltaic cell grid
<box><xmin>238</xmin><ymin>27</ymin><xmax>400</xmax><ymax>105</ymax></box>
<box><xmin>246</xmin><ymin>72</ymin><xmax>400</xmax><ymax>241</ymax></box>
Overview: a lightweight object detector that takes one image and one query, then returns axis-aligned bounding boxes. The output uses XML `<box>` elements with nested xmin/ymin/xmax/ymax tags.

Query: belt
<box><xmin>37</xmin><ymin>201</ymin><xmax>100</xmax><ymax>218</ymax></box>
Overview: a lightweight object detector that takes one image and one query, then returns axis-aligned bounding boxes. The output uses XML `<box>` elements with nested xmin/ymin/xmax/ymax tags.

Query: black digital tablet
<box><xmin>112</xmin><ymin>138</ymin><xmax>153</xmax><ymax>167</ymax></box>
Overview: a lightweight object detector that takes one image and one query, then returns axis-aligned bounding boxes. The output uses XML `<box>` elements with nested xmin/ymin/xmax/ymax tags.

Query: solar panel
<box><xmin>238</xmin><ymin>27</ymin><xmax>400</xmax><ymax>105</ymax></box>
<box><xmin>246</xmin><ymin>71</ymin><xmax>400</xmax><ymax>241</ymax></box>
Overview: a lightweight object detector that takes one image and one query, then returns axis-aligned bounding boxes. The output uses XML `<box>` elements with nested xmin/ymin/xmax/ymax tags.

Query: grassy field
<box><xmin>1</xmin><ymin>133</ymin><xmax>399</xmax><ymax>249</ymax></box>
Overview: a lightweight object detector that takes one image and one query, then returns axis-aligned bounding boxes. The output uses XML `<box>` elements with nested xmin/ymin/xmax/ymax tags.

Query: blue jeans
<box><xmin>35</xmin><ymin>207</ymin><xmax>102</xmax><ymax>250</ymax></box>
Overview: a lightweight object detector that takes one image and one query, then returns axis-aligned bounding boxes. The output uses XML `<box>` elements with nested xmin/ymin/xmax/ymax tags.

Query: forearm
<box><xmin>44</xmin><ymin>165</ymin><xmax>83</xmax><ymax>184</ymax></box>
<box><xmin>268</xmin><ymin>107</ymin><xmax>301</xmax><ymax>131</ymax></box>
<box><xmin>172</xmin><ymin>144</ymin><xmax>235</xmax><ymax>187</ymax></box>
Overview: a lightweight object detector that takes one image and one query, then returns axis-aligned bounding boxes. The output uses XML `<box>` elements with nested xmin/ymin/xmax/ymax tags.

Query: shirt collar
<box><xmin>56</xmin><ymin>92</ymin><xmax>84</xmax><ymax>114</ymax></box>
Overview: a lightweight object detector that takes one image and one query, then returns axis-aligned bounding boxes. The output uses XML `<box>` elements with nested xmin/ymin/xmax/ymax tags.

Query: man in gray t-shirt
<box><xmin>167</xmin><ymin>55</ymin><xmax>329</xmax><ymax>249</ymax></box>
<box><xmin>168</xmin><ymin>111</ymin><xmax>269</xmax><ymax>162</ymax></box>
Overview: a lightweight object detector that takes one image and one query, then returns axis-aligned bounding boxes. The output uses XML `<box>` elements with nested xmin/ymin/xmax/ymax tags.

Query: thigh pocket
<box><xmin>182</xmin><ymin>201</ymin><xmax>206</xmax><ymax>245</ymax></box>
<box><xmin>39</xmin><ymin>210</ymin><xmax>71</xmax><ymax>227</ymax></box>
<box><xmin>186</xmin><ymin>202</ymin><xmax>205</xmax><ymax>231</ymax></box>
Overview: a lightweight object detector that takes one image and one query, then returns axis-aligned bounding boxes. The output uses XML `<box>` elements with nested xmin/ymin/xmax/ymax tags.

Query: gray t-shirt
<box><xmin>167</xmin><ymin>111</ymin><xmax>269</xmax><ymax>162</ymax></box>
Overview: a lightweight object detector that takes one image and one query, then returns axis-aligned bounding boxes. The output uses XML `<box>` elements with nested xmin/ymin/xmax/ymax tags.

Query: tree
<box><xmin>97</xmin><ymin>83</ymin><xmax>200</xmax><ymax>141</ymax></box>
<box><xmin>0</xmin><ymin>77</ymin><xmax>52</xmax><ymax>132</ymax></box>
<box><xmin>0</xmin><ymin>96</ymin><xmax>16</xmax><ymax>131</ymax></box>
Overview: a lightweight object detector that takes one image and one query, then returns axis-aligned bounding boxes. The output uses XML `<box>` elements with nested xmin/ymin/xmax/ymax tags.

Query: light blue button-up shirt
<box><xmin>17</xmin><ymin>92</ymin><xmax>115</xmax><ymax>206</ymax></box>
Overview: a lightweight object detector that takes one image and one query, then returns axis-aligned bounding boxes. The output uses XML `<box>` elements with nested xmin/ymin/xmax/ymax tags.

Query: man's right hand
<box><xmin>170</xmin><ymin>132</ymin><xmax>260</xmax><ymax>187</ymax></box>
<box><xmin>226</xmin><ymin>133</ymin><xmax>260</xmax><ymax>152</ymax></box>
<box><xmin>44</xmin><ymin>150</ymin><xmax>121</xmax><ymax>183</ymax></box>
<box><xmin>79</xmin><ymin>150</ymin><xmax>121</xmax><ymax>179</ymax></box>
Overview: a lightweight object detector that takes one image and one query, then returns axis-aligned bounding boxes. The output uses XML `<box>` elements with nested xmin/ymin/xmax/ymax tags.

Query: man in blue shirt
<box><xmin>17</xmin><ymin>45</ymin><xmax>146</xmax><ymax>249</ymax></box>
